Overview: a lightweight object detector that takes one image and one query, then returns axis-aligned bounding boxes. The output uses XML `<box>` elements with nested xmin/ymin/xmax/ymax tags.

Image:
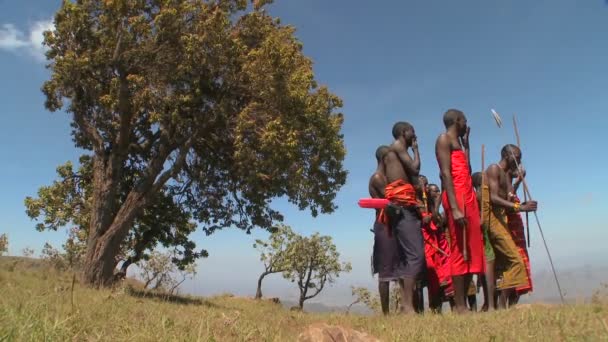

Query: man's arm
<box><xmin>371</xmin><ymin>174</ymin><xmax>386</xmax><ymax>198</ymax></box>
<box><xmin>462</xmin><ymin>127</ymin><xmax>471</xmax><ymax>174</ymax></box>
<box><xmin>392</xmin><ymin>142</ymin><xmax>420</xmax><ymax>176</ymax></box>
<box><xmin>487</xmin><ymin>165</ymin><xmax>519</xmax><ymax>210</ymax></box>
<box><xmin>436</xmin><ymin>135</ymin><xmax>460</xmax><ymax>212</ymax></box>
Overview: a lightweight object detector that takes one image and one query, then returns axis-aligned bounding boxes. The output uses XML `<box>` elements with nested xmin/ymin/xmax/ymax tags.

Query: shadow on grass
<box><xmin>126</xmin><ymin>286</ymin><xmax>221</xmax><ymax>308</ymax></box>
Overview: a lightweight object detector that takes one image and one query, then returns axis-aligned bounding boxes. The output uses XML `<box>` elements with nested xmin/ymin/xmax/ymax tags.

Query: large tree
<box><xmin>38</xmin><ymin>0</ymin><xmax>346</xmax><ymax>287</ymax></box>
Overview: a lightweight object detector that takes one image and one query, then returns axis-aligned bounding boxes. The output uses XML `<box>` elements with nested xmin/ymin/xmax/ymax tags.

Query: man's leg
<box><xmin>452</xmin><ymin>274</ymin><xmax>472</xmax><ymax>314</ymax></box>
<box><xmin>379</xmin><ymin>281</ymin><xmax>390</xmax><ymax>315</ymax></box>
<box><xmin>482</xmin><ymin>259</ymin><xmax>496</xmax><ymax>311</ymax></box>
<box><xmin>490</xmin><ymin>220</ymin><xmax>527</xmax><ymax>309</ymax></box>
<box><xmin>400</xmin><ymin>277</ymin><xmax>416</xmax><ymax>314</ymax></box>
<box><xmin>394</xmin><ymin>209</ymin><xmax>424</xmax><ymax>314</ymax></box>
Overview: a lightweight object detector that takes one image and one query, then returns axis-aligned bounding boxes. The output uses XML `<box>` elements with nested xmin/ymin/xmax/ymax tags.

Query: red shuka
<box><xmin>440</xmin><ymin>150</ymin><xmax>485</xmax><ymax>276</ymax></box>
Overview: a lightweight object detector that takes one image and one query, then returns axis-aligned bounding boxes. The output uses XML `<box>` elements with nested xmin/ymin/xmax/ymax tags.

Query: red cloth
<box><xmin>358</xmin><ymin>198</ymin><xmax>390</xmax><ymax>209</ymax></box>
<box><xmin>440</xmin><ymin>150</ymin><xmax>485</xmax><ymax>276</ymax></box>
<box><xmin>422</xmin><ymin>216</ymin><xmax>452</xmax><ymax>297</ymax></box>
<box><xmin>435</xmin><ymin>227</ymin><xmax>452</xmax><ymax>288</ymax></box>
<box><xmin>422</xmin><ymin>213</ymin><xmax>441</xmax><ymax>297</ymax></box>
<box><xmin>508</xmin><ymin>195</ymin><xmax>533</xmax><ymax>294</ymax></box>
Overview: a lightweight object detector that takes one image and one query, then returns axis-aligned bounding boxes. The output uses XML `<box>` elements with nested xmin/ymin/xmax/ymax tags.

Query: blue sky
<box><xmin>1</xmin><ymin>0</ymin><xmax>607</xmax><ymax>305</ymax></box>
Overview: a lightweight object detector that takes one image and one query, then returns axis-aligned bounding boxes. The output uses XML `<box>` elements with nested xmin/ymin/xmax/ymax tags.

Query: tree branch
<box><xmin>151</xmin><ymin>140</ymin><xmax>192</xmax><ymax>193</ymax></box>
<box><xmin>74</xmin><ymin>111</ymin><xmax>104</xmax><ymax>154</ymax></box>
<box><xmin>305</xmin><ymin>274</ymin><xmax>327</xmax><ymax>300</ymax></box>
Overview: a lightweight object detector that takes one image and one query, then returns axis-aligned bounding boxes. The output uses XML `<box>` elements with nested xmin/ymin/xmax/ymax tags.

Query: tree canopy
<box><xmin>33</xmin><ymin>0</ymin><xmax>346</xmax><ymax>286</ymax></box>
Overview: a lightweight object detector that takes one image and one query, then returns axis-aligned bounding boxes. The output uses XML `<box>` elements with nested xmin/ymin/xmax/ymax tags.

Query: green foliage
<box><xmin>34</xmin><ymin>0</ymin><xmax>346</xmax><ymax>285</ymax></box>
<box><xmin>21</xmin><ymin>247</ymin><xmax>35</xmax><ymax>258</ymax></box>
<box><xmin>138</xmin><ymin>250</ymin><xmax>197</xmax><ymax>295</ymax></box>
<box><xmin>348</xmin><ymin>285</ymin><xmax>401</xmax><ymax>314</ymax></box>
<box><xmin>40</xmin><ymin>243</ymin><xmax>68</xmax><ymax>271</ymax></box>
<box><xmin>0</xmin><ymin>234</ymin><xmax>7</xmax><ymax>256</ymax></box>
<box><xmin>254</xmin><ymin>224</ymin><xmax>297</xmax><ymax>273</ymax></box>
<box><xmin>25</xmin><ymin>156</ymin><xmax>206</xmax><ymax>271</ymax></box>
<box><xmin>283</xmin><ymin>233</ymin><xmax>351</xmax><ymax>308</ymax></box>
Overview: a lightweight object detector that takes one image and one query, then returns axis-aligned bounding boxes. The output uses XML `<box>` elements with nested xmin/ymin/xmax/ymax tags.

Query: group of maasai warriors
<box><xmin>368</xmin><ymin>109</ymin><xmax>537</xmax><ymax>315</ymax></box>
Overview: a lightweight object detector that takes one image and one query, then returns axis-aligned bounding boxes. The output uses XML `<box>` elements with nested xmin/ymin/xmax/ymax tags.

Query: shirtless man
<box><xmin>369</xmin><ymin>145</ymin><xmax>402</xmax><ymax>315</ymax></box>
<box><xmin>422</xmin><ymin>181</ymin><xmax>453</xmax><ymax>312</ymax></box>
<box><xmin>381</xmin><ymin>121</ymin><xmax>425</xmax><ymax>314</ymax></box>
<box><xmin>483</xmin><ymin>144</ymin><xmax>537</xmax><ymax>308</ymax></box>
<box><xmin>435</xmin><ymin>109</ymin><xmax>485</xmax><ymax>314</ymax></box>
<box><xmin>506</xmin><ymin>166</ymin><xmax>533</xmax><ymax>304</ymax></box>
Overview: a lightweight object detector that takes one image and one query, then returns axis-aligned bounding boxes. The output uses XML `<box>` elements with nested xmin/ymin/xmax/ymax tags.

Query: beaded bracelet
<box><xmin>513</xmin><ymin>202</ymin><xmax>521</xmax><ymax>212</ymax></box>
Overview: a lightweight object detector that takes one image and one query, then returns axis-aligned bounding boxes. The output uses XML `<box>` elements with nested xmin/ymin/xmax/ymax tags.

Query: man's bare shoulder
<box><xmin>486</xmin><ymin>164</ymin><xmax>502</xmax><ymax>178</ymax></box>
<box><xmin>390</xmin><ymin>140</ymin><xmax>406</xmax><ymax>152</ymax></box>
<box><xmin>435</xmin><ymin>133</ymin><xmax>451</xmax><ymax>147</ymax></box>
<box><xmin>370</xmin><ymin>172</ymin><xmax>385</xmax><ymax>183</ymax></box>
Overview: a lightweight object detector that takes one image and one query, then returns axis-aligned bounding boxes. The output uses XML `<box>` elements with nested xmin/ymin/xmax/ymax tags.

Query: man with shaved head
<box><xmin>506</xmin><ymin>166</ymin><xmax>533</xmax><ymax>304</ymax></box>
<box><xmin>369</xmin><ymin>145</ymin><xmax>402</xmax><ymax>315</ymax></box>
<box><xmin>379</xmin><ymin>121</ymin><xmax>425</xmax><ymax>314</ymax></box>
<box><xmin>481</xmin><ymin>144</ymin><xmax>537</xmax><ymax>308</ymax></box>
<box><xmin>435</xmin><ymin>109</ymin><xmax>485</xmax><ymax>314</ymax></box>
<box><xmin>420</xmin><ymin>178</ymin><xmax>451</xmax><ymax>312</ymax></box>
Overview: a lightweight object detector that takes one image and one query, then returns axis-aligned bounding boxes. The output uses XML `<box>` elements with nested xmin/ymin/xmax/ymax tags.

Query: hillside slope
<box><xmin>1</xmin><ymin>257</ymin><xmax>607</xmax><ymax>341</ymax></box>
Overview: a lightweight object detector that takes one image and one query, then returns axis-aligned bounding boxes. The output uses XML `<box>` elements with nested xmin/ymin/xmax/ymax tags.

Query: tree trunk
<box><xmin>298</xmin><ymin>295</ymin><xmax>305</xmax><ymax>310</ymax></box>
<box><xmin>255</xmin><ymin>271</ymin><xmax>270</xmax><ymax>299</ymax></box>
<box><xmin>82</xmin><ymin>195</ymin><xmax>146</xmax><ymax>287</ymax></box>
<box><xmin>80</xmin><ymin>138</ymin><xmax>183</xmax><ymax>287</ymax></box>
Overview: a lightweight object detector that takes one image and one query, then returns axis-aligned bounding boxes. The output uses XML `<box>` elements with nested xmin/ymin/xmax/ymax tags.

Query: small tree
<box><xmin>41</xmin><ymin>242</ymin><xmax>68</xmax><ymax>270</ymax></box>
<box><xmin>138</xmin><ymin>250</ymin><xmax>196</xmax><ymax>294</ymax></box>
<box><xmin>253</xmin><ymin>224</ymin><xmax>297</xmax><ymax>299</ymax></box>
<box><xmin>283</xmin><ymin>233</ymin><xmax>351</xmax><ymax>310</ymax></box>
<box><xmin>347</xmin><ymin>284</ymin><xmax>402</xmax><ymax>314</ymax></box>
<box><xmin>22</xmin><ymin>247</ymin><xmax>35</xmax><ymax>258</ymax></box>
<box><xmin>0</xmin><ymin>234</ymin><xmax>8</xmax><ymax>256</ymax></box>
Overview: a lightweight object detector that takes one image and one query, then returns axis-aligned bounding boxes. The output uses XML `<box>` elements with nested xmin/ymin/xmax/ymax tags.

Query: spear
<box><xmin>512</xmin><ymin>115</ymin><xmax>531</xmax><ymax>248</ymax></box>
<box><xmin>491</xmin><ymin>109</ymin><xmax>565</xmax><ymax>304</ymax></box>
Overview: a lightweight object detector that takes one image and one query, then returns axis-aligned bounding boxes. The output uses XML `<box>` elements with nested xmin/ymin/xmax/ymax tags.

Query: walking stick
<box><xmin>513</xmin><ymin>115</ymin><xmax>531</xmax><ymax>248</ymax></box>
<box><xmin>491</xmin><ymin>109</ymin><xmax>565</xmax><ymax>304</ymax></box>
<box><xmin>462</xmin><ymin>192</ymin><xmax>469</xmax><ymax>262</ymax></box>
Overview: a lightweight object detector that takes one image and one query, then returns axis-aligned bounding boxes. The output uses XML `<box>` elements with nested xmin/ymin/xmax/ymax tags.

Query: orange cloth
<box><xmin>508</xmin><ymin>195</ymin><xmax>533</xmax><ymax>295</ymax></box>
<box><xmin>379</xmin><ymin>180</ymin><xmax>418</xmax><ymax>234</ymax></box>
<box><xmin>440</xmin><ymin>150</ymin><xmax>485</xmax><ymax>276</ymax></box>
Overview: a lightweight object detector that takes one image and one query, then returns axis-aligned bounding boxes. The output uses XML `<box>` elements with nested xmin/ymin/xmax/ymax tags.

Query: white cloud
<box><xmin>0</xmin><ymin>20</ymin><xmax>54</xmax><ymax>61</ymax></box>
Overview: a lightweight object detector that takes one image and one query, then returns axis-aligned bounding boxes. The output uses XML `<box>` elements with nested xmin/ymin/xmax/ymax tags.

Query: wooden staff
<box><xmin>481</xmin><ymin>143</ymin><xmax>485</xmax><ymax>220</ymax></box>
<box><xmin>513</xmin><ymin>115</ymin><xmax>531</xmax><ymax>247</ymax></box>
<box><xmin>462</xmin><ymin>192</ymin><xmax>469</xmax><ymax>262</ymax></box>
<box><xmin>492</xmin><ymin>108</ymin><xmax>564</xmax><ymax>304</ymax></box>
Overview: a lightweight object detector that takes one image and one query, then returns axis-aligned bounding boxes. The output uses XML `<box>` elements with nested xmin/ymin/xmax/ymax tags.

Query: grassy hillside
<box><xmin>1</xmin><ymin>257</ymin><xmax>607</xmax><ymax>341</ymax></box>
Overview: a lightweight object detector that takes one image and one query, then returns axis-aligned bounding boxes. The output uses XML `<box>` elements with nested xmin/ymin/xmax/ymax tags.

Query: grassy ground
<box><xmin>1</xmin><ymin>256</ymin><xmax>607</xmax><ymax>341</ymax></box>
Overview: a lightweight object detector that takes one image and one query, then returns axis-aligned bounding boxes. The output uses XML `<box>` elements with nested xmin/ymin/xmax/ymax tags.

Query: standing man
<box><xmin>472</xmin><ymin>171</ymin><xmax>496</xmax><ymax>311</ymax></box>
<box><xmin>421</xmin><ymin>180</ymin><xmax>451</xmax><ymax>312</ymax></box>
<box><xmin>482</xmin><ymin>144</ymin><xmax>537</xmax><ymax>308</ymax></box>
<box><xmin>369</xmin><ymin>145</ymin><xmax>403</xmax><ymax>315</ymax></box>
<box><xmin>380</xmin><ymin>121</ymin><xmax>425</xmax><ymax>314</ymax></box>
<box><xmin>507</xmin><ymin>167</ymin><xmax>533</xmax><ymax>302</ymax></box>
<box><xmin>435</xmin><ymin>109</ymin><xmax>485</xmax><ymax>314</ymax></box>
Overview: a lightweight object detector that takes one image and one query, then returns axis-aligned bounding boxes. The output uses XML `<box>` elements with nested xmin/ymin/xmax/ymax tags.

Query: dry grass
<box><xmin>1</xmin><ymin>256</ymin><xmax>607</xmax><ymax>341</ymax></box>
